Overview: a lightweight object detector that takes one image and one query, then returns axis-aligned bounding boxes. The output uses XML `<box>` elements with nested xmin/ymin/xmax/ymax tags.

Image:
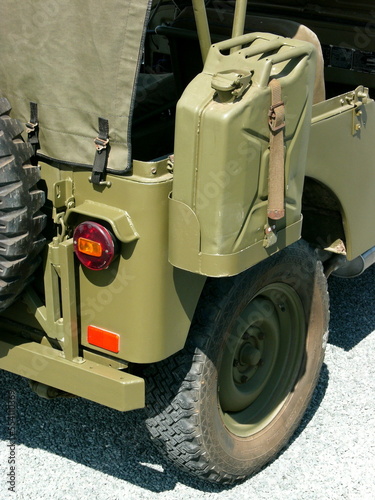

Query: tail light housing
<box><xmin>73</xmin><ymin>221</ymin><xmax>119</xmax><ymax>270</ymax></box>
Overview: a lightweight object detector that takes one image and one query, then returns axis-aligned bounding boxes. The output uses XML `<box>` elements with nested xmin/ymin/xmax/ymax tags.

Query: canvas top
<box><xmin>0</xmin><ymin>0</ymin><xmax>152</xmax><ymax>173</ymax></box>
<box><xmin>0</xmin><ymin>1</ymin><xmax>371</xmax><ymax>173</ymax></box>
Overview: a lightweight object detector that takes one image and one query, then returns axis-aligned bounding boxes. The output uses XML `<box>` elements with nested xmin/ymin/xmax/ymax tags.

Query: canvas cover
<box><xmin>0</xmin><ymin>0</ymin><xmax>151</xmax><ymax>172</ymax></box>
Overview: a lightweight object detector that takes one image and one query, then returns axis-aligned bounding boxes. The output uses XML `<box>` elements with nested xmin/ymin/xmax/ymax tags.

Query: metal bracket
<box><xmin>263</xmin><ymin>224</ymin><xmax>278</xmax><ymax>248</ymax></box>
<box><xmin>88</xmin><ymin>176</ymin><xmax>112</xmax><ymax>187</ymax></box>
<box><xmin>53</xmin><ymin>178</ymin><xmax>74</xmax><ymax>209</ymax></box>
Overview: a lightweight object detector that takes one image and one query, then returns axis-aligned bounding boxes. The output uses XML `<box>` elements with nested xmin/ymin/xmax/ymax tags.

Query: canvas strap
<box><xmin>90</xmin><ymin>117</ymin><xmax>110</xmax><ymax>185</ymax></box>
<box><xmin>267</xmin><ymin>79</ymin><xmax>285</xmax><ymax>220</ymax></box>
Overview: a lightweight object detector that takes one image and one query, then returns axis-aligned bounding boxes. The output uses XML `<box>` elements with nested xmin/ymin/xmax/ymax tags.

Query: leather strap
<box><xmin>267</xmin><ymin>79</ymin><xmax>285</xmax><ymax>220</ymax></box>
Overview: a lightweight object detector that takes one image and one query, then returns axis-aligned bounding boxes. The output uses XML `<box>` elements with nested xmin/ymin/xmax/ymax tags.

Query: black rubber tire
<box><xmin>0</xmin><ymin>97</ymin><xmax>46</xmax><ymax>312</ymax></box>
<box><xmin>145</xmin><ymin>240</ymin><xmax>329</xmax><ymax>485</ymax></box>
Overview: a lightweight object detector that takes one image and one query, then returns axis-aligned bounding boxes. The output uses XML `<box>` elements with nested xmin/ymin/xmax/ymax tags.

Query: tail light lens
<box><xmin>73</xmin><ymin>221</ymin><xmax>118</xmax><ymax>270</ymax></box>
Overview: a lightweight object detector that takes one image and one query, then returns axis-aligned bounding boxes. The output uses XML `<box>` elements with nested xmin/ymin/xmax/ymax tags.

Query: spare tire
<box><xmin>0</xmin><ymin>97</ymin><xmax>46</xmax><ymax>312</ymax></box>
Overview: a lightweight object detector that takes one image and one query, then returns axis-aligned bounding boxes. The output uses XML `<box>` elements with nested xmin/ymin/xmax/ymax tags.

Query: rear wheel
<box><xmin>145</xmin><ymin>240</ymin><xmax>329</xmax><ymax>484</ymax></box>
<box><xmin>0</xmin><ymin>97</ymin><xmax>46</xmax><ymax>312</ymax></box>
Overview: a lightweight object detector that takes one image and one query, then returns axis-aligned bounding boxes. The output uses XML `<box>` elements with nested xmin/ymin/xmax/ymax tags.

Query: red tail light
<box><xmin>73</xmin><ymin>221</ymin><xmax>118</xmax><ymax>270</ymax></box>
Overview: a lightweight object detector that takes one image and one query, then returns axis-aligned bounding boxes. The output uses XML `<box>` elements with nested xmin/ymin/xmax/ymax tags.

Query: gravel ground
<box><xmin>0</xmin><ymin>265</ymin><xmax>374</xmax><ymax>500</ymax></box>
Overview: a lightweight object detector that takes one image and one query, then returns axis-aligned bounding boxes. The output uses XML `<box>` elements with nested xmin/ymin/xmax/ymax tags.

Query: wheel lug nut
<box><xmin>241</xmin><ymin>375</ymin><xmax>248</xmax><ymax>383</ymax></box>
<box><xmin>242</xmin><ymin>332</ymin><xmax>250</xmax><ymax>340</ymax></box>
<box><xmin>278</xmin><ymin>303</ymin><xmax>286</xmax><ymax>312</ymax></box>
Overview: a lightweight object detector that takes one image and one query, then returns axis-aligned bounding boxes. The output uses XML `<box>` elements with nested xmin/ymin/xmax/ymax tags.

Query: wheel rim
<box><xmin>218</xmin><ymin>283</ymin><xmax>306</xmax><ymax>437</ymax></box>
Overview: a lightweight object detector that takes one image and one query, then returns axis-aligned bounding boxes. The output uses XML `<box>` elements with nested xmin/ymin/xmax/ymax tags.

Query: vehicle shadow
<box><xmin>0</xmin><ymin>266</ymin><xmax>373</xmax><ymax>494</ymax></box>
<box><xmin>327</xmin><ymin>265</ymin><xmax>375</xmax><ymax>351</ymax></box>
<box><xmin>0</xmin><ymin>363</ymin><xmax>330</xmax><ymax>494</ymax></box>
<box><xmin>0</xmin><ymin>370</ymin><xmax>225</xmax><ymax>493</ymax></box>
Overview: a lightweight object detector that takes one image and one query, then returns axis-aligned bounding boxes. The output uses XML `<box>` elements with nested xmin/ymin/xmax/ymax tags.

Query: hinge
<box><xmin>211</xmin><ymin>71</ymin><xmax>252</xmax><ymax>101</ymax></box>
<box><xmin>352</xmin><ymin>87</ymin><xmax>369</xmax><ymax>135</ymax></box>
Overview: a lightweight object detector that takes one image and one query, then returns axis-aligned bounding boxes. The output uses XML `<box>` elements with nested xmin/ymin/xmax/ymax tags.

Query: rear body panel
<box><xmin>1</xmin><ymin>161</ymin><xmax>205</xmax><ymax>364</ymax></box>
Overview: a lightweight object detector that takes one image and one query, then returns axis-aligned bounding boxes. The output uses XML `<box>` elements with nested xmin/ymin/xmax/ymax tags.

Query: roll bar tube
<box><xmin>192</xmin><ymin>0</ymin><xmax>249</xmax><ymax>62</ymax></box>
<box><xmin>191</xmin><ymin>0</ymin><xmax>211</xmax><ymax>62</ymax></box>
<box><xmin>231</xmin><ymin>0</ymin><xmax>248</xmax><ymax>53</ymax></box>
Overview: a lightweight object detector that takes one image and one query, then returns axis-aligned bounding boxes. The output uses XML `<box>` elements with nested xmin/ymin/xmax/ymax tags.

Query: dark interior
<box><xmin>131</xmin><ymin>0</ymin><xmax>375</xmax><ymax>161</ymax></box>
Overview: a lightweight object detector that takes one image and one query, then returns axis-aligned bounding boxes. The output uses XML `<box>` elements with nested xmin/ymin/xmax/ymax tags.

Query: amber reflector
<box><xmin>77</xmin><ymin>237</ymin><xmax>103</xmax><ymax>257</ymax></box>
<box><xmin>87</xmin><ymin>325</ymin><xmax>120</xmax><ymax>353</ymax></box>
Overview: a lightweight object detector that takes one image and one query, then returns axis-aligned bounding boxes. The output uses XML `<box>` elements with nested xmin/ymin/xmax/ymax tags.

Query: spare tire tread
<box><xmin>0</xmin><ymin>98</ymin><xmax>46</xmax><ymax>312</ymax></box>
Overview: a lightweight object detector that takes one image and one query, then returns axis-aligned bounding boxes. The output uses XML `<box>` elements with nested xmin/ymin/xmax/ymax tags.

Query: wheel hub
<box><xmin>218</xmin><ymin>283</ymin><xmax>306</xmax><ymax>437</ymax></box>
<box><xmin>233</xmin><ymin>327</ymin><xmax>264</xmax><ymax>384</ymax></box>
<box><xmin>239</xmin><ymin>343</ymin><xmax>261</xmax><ymax>368</ymax></box>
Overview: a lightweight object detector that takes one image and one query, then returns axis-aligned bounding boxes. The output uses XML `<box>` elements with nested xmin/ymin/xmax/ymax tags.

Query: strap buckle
<box><xmin>26</xmin><ymin>121</ymin><xmax>38</xmax><ymax>133</ymax></box>
<box><xmin>268</xmin><ymin>101</ymin><xmax>285</xmax><ymax>132</ymax></box>
<box><xmin>94</xmin><ymin>137</ymin><xmax>109</xmax><ymax>152</ymax></box>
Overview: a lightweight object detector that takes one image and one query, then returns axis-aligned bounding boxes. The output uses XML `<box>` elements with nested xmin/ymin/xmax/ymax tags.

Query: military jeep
<box><xmin>0</xmin><ymin>0</ymin><xmax>374</xmax><ymax>485</ymax></box>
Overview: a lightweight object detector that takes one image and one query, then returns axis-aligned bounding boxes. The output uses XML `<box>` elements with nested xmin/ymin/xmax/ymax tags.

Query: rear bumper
<box><xmin>0</xmin><ymin>331</ymin><xmax>145</xmax><ymax>412</ymax></box>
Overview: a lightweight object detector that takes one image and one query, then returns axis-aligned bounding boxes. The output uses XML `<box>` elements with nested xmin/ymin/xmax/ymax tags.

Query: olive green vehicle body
<box><xmin>0</xmin><ymin>0</ymin><xmax>374</xmax><ymax>412</ymax></box>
